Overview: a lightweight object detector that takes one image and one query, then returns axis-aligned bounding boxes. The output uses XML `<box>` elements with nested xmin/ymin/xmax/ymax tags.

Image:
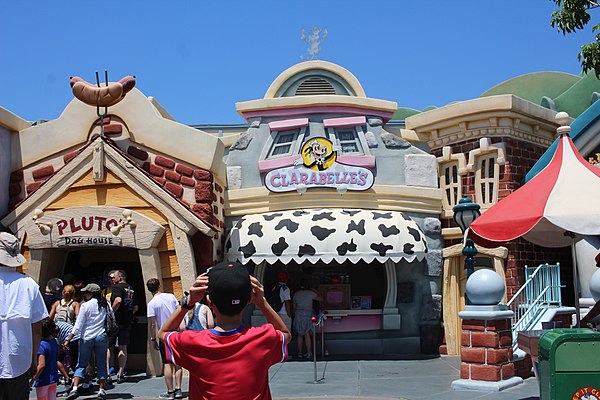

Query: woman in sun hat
<box><xmin>62</xmin><ymin>283</ymin><xmax>111</xmax><ymax>399</ymax></box>
<box><xmin>0</xmin><ymin>231</ymin><xmax>48</xmax><ymax>400</ymax></box>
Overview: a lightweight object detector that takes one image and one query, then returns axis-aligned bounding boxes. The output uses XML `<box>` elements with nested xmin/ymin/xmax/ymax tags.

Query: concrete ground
<box><xmin>38</xmin><ymin>356</ymin><xmax>540</xmax><ymax>399</ymax></box>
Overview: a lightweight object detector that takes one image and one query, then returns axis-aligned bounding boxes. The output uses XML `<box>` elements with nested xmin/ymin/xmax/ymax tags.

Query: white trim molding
<box><xmin>466</xmin><ymin>138</ymin><xmax>506</xmax><ymax>173</ymax></box>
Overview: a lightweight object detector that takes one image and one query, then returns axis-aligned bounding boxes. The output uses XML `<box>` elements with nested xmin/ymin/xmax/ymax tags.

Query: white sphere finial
<box><xmin>465</xmin><ymin>269</ymin><xmax>506</xmax><ymax>305</ymax></box>
<box><xmin>590</xmin><ymin>269</ymin><xmax>600</xmax><ymax>301</ymax></box>
<box><xmin>555</xmin><ymin>111</ymin><xmax>571</xmax><ymax>127</ymax></box>
<box><xmin>555</xmin><ymin>112</ymin><xmax>572</xmax><ymax>136</ymax></box>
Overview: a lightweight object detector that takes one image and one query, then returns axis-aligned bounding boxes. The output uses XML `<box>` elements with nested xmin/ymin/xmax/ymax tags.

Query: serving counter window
<box><xmin>263</xmin><ymin>260</ymin><xmax>386</xmax><ymax>332</ymax></box>
<box><xmin>315</xmin><ymin>262</ymin><xmax>384</xmax><ymax>309</ymax></box>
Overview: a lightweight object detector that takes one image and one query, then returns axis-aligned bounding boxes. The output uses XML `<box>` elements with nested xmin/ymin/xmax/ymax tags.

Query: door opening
<box><xmin>63</xmin><ymin>248</ymin><xmax>147</xmax><ymax>372</ymax></box>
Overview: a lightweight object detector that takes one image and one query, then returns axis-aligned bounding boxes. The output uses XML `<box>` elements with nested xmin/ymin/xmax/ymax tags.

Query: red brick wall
<box><xmin>513</xmin><ymin>356</ymin><xmax>533</xmax><ymax>379</ymax></box>
<box><xmin>192</xmin><ymin>232</ymin><xmax>215</xmax><ymax>272</ymax></box>
<box><xmin>127</xmin><ymin>143</ymin><xmax>226</xmax><ymax>265</ymax></box>
<box><xmin>460</xmin><ymin>318</ymin><xmax>515</xmax><ymax>382</ymax></box>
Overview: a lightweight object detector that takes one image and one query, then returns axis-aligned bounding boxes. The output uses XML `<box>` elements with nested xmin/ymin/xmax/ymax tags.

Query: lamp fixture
<box><xmin>296</xmin><ymin>184</ymin><xmax>307</xmax><ymax>196</ymax></box>
<box><xmin>110</xmin><ymin>209</ymin><xmax>137</xmax><ymax>236</ymax></box>
<box><xmin>336</xmin><ymin>185</ymin><xmax>348</xmax><ymax>196</ymax></box>
<box><xmin>452</xmin><ymin>196</ymin><xmax>481</xmax><ymax>235</ymax></box>
<box><xmin>452</xmin><ymin>195</ymin><xmax>481</xmax><ymax>305</ymax></box>
<box><xmin>32</xmin><ymin>209</ymin><xmax>53</xmax><ymax>235</ymax></box>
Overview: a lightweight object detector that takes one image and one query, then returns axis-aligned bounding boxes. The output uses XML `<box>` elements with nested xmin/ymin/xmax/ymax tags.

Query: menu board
<box><xmin>319</xmin><ymin>284</ymin><xmax>351</xmax><ymax>309</ymax></box>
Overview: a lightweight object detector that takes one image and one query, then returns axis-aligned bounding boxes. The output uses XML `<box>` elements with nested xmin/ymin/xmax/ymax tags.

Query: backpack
<box><xmin>266</xmin><ymin>283</ymin><xmax>284</xmax><ymax>312</ymax></box>
<box><xmin>104</xmin><ymin>306</ymin><xmax>119</xmax><ymax>337</ymax></box>
<box><xmin>55</xmin><ymin>299</ymin><xmax>75</xmax><ymax>324</ymax></box>
<box><xmin>186</xmin><ymin>303</ymin><xmax>206</xmax><ymax>331</ymax></box>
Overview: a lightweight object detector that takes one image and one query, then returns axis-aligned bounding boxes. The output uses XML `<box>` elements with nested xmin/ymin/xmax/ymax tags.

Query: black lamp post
<box><xmin>453</xmin><ymin>196</ymin><xmax>481</xmax><ymax>305</ymax></box>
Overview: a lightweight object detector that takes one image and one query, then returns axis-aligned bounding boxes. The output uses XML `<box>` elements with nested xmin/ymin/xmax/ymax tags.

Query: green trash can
<box><xmin>538</xmin><ymin>328</ymin><xmax>600</xmax><ymax>400</ymax></box>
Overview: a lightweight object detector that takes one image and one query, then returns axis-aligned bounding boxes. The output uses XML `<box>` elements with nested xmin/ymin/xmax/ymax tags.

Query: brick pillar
<box><xmin>452</xmin><ymin>305</ymin><xmax>523</xmax><ymax>391</ymax></box>
<box><xmin>461</xmin><ymin>318</ymin><xmax>514</xmax><ymax>381</ymax></box>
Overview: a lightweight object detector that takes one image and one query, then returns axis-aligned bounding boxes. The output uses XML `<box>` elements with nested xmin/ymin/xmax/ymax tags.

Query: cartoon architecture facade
<box><xmin>1</xmin><ymin>60</ymin><xmax>600</xmax><ymax>374</ymax></box>
<box><xmin>226</xmin><ymin>61</ymin><xmax>444</xmax><ymax>355</ymax></box>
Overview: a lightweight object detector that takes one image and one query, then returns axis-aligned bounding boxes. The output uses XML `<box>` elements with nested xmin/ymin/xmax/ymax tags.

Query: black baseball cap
<box><xmin>208</xmin><ymin>261</ymin><xmax>251</xmax><ymax>316</ymax></box>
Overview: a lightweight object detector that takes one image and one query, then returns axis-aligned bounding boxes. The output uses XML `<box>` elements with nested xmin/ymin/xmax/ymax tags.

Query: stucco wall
<box><xmin>226</xmin><ymin>114</ymin><xmax>436</xmax><ymax>189</ymax></box>
<box><xmin>225</xmin><ymin>119</ymin><xmax>269</xmax><ymax>189</ymax></box>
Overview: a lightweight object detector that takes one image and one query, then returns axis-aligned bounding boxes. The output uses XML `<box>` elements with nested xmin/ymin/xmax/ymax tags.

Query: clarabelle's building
<box><xmin>225</xmin><ymin>61</ymin><xmax>445</xmax><ymax>355</ymax></box>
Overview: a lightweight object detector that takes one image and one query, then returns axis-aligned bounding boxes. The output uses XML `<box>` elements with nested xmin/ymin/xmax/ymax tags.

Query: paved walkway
<box><xmin>39</xmin><ymin>356</ymin><xmax>540</xmax><ymax>399</ymax></box>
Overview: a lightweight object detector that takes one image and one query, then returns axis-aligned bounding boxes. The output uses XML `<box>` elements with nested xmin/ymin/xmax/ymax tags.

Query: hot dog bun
<box><xmin>69</xmin><ymin>75</ymin><xmax>136</xmax><ymax>107</ymax></box>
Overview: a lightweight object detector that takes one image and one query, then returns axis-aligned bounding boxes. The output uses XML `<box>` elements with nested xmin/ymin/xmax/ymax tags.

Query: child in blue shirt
<box><xmin>30</xmin><ymin>318</ymin><xmax>59</xmax><ymax>400</ymax></box>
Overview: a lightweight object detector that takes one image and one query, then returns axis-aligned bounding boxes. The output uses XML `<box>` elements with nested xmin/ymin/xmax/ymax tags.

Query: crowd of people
<box><xmin>0</xmin><ymin>230</ymin><xmax>326</xmax><ymax>400</ymax></box>
<box><xmin>29</xmin><ymin>268</ymin><xmax>140</xmax><ymax>400</ymax></box>
<box><xmin>0</xmin><ymin>231</ymin><xmax>142</xmax><ymax>400</ymax></box>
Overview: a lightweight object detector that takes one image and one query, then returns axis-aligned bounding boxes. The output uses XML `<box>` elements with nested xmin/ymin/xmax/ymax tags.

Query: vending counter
<box><xmin>320</xmin><ymin>309</ymin><xmax>383</xmax><ymax>333</ymax></box>
<box><xmin>318</xmin><ymin>283</ymin><xmax>382</xmax><ymax>332</ymax></box>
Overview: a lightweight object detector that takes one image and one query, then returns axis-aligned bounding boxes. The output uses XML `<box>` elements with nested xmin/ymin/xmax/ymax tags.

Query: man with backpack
<box><xmin>267</xmin><ymin>272</ymin><xmax>292</xmax><ymax>333</ymax></box>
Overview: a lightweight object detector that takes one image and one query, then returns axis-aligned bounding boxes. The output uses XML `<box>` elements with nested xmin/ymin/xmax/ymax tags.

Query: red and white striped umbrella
<box><xmin>470</xmin><ymin>132</ymin><xmax>600</xmax><ymax>248</ymax></box>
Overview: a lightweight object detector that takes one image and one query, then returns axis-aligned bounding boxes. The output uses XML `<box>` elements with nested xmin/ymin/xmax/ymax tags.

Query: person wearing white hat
<box><xmin>0</xmin><ymin>231</ymin><xmax>48</xmax><ymax>400</ymax></box>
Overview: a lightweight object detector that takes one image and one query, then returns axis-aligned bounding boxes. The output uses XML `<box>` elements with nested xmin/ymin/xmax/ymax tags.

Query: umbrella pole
<box><xmin>570</xmin><ymin>237</ymin><xmax>582</xmax><ymax>328</ymax></box>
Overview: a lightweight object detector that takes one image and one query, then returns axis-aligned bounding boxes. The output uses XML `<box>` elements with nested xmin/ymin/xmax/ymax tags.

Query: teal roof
<box><xmin>393</xmin><ymin>71</ymin><xmax>600</xmax><ymax>121</ymax></box>
<box><xmin>481</xmin><ymin>71</ymin><xmax>579</xmax><ymax>104</ymax></box>
<box><xmin>391</xmin><ymin>107</ymin><xmax>422</xmax><ymax>120</ymax></box>
<box><xmin>525</xmin><ymin>98</ymin><xmax>600</xmax><ymax>182</ymax></box>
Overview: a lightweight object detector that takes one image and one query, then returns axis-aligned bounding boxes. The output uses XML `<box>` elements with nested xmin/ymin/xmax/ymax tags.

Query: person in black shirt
<box><xmin>109</xmin><ymin>270</ymin><xmax>137</xmax><ymax>383</ymax></box>
<box><xmin>42</xmin><ymin>278</ymin><xmax>63</xmax><ymax>313</ymax></box>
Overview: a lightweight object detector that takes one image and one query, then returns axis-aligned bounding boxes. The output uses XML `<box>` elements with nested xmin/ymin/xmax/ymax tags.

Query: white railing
<box><xmin>507</xmin><ymin>263</ymin><xmax>562</xmax><ymax>348</ymax></box>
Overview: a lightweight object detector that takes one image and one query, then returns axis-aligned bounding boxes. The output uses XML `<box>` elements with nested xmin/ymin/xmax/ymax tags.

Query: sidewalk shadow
<box><xmin>117</xmin><ymin>375</ymin><xmax>146</xmax><ymax>384</ymax></box>
<box><xmin>104</xmin><ymin>394</ymin><xmax>134</xmax><ymax>399</ymax></box>
<box><xmin>290</xmin><ymin>353</ymin><xmax>442</xmax><ymax>362</ymax></box>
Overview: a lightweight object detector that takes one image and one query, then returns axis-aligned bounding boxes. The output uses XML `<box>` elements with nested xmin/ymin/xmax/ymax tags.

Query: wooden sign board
<box><xmin>56</xmin><ymin>236</ymin><xmax>122</xmax><ymax>247</ymax></box>
<box><xmin>24</xmin><ymin>206</ymin><xmax>165</xmax><ymax>250</ymax></box>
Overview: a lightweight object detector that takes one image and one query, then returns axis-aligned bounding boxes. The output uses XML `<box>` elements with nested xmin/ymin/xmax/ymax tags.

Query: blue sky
<box><xmin>0</xmin><ymin>1</ymin><xmax>594</xmax><ymax>124</ymax></box>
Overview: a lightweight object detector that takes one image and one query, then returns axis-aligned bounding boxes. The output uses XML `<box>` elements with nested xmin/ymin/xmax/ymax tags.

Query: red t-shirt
<box><xmin>165</xmin><ymin>324</ymin><xmax>287</xmax><ymax>400</ymax></box>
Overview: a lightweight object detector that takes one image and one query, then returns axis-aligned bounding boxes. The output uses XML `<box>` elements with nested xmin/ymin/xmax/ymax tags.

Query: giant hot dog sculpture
<box><xmin>69</xmin><ymin>75</ymin><xmax>136</xmax><ymax>107</ymax></box>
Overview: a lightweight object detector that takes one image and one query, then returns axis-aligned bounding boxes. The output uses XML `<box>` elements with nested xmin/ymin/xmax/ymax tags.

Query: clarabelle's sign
<box><xmin>265</xmin><ymin>137</ymin><xmax>374</xmax><ymax>193</ymax></box>
<box><xmin>266</xmin><ymin>163</ymin><xmax>373</xmax><ymax>192</ymax></box>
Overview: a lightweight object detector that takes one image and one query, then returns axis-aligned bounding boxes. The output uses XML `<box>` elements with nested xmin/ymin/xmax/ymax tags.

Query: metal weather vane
<box><xmin>301</xmin><ymin>27</ymin><xmax>328</xmax><ymax>60</ymax></box>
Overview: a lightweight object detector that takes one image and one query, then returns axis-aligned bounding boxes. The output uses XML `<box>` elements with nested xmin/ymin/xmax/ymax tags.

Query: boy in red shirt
<box><xmin>158</xmin><ymin>262</ymin><xmax>291</xmax><ymax>400</ymax></box>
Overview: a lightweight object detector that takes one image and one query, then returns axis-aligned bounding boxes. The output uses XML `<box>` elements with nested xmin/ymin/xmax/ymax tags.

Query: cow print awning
<box><xmin>225</xmin><ymin>208</ymin><xmax>428</xmax><ymax>265</ymax></box>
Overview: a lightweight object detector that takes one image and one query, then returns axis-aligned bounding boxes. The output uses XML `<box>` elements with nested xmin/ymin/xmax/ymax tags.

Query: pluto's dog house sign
<box><xmin>25</xmin><ymin>206</ymin><xmax>165</xmax><ymax>249</ymax></box>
